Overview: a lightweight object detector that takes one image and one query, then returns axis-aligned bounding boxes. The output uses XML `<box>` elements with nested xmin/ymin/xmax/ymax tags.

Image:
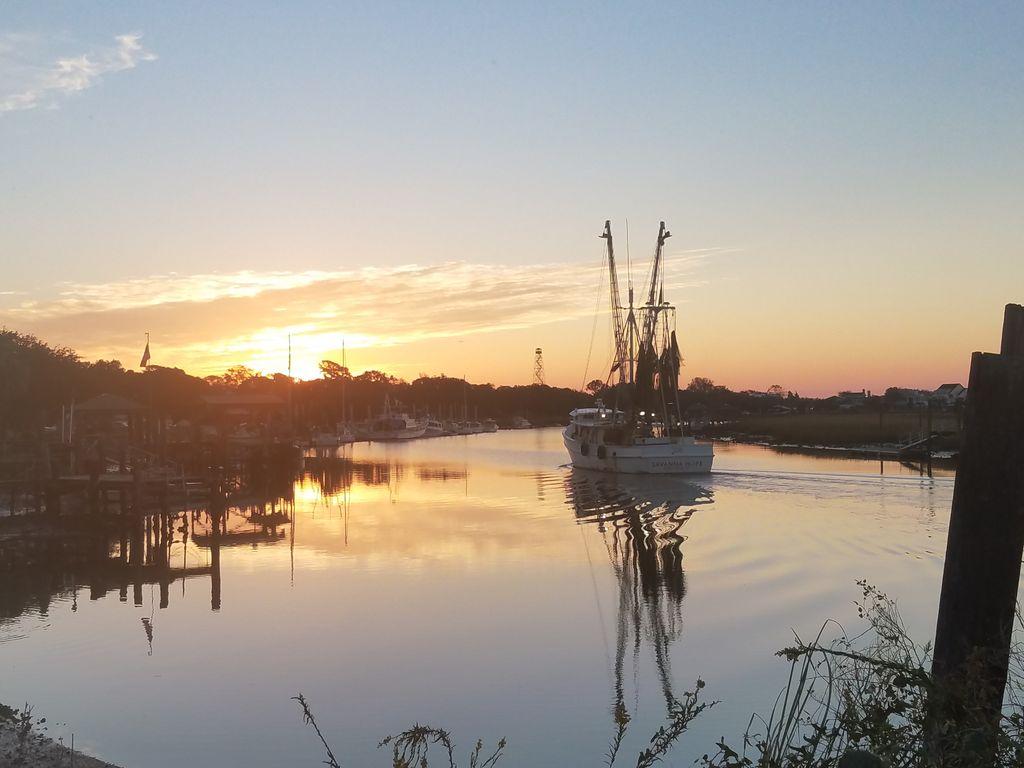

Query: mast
<box><xmin>287</xmin><ymin>334</ymin><xmax>294</xmax><ymax>437</ymax></box>
<box><xmin>640</xmin><ymin>221</ymin><xmax>671</xmax><ymax>351</ymax></box>
<box><xmin>601</xmin><ymin>221</ymin><xmax>628</xmax><ymax>385</ymax></box>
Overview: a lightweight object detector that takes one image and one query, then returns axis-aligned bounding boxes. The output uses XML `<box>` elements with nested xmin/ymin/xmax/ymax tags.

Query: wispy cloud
<box><xmin>0</xmin><ymin>33</ymin><xmax>156</xmax><ymax>114</ymax></box>
<box><xmin>0</xmin><ymin>252</ymin><xmax>716</xmax><ymax>380</ymax></box>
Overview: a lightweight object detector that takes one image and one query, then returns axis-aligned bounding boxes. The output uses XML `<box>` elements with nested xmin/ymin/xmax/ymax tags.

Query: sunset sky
<box><xmin>2</xmin><ymin>2</ymin><xmax>1021</xmax><ymax>395</ymax></box>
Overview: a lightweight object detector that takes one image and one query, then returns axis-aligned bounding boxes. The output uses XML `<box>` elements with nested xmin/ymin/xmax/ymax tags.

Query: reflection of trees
<box><xmin>302</xmin><ymin>456</ymin><xmax>403</xmax><ymax>495</ymax></box>
<box><xmin>566</xmin><ymin>471</ymin><xmax>711</xmax><ymax>714</ymax></box>
<box><xmin>301</xmin><ymin>456</ymin><xmax>468</xmax><ymax>497</ymax></box>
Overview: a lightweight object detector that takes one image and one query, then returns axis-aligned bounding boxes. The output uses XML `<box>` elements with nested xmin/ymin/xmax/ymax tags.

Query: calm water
<box><xmin>1</xmin><ymin>430</ymin><xmax>954</xmax><ymax>767</ymax></box>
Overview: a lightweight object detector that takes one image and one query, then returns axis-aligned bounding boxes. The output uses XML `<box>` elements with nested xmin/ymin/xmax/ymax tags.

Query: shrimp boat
<box><xmin>563</xmin><ymin>221</ymin><xmax>713</xmax><ymax>474</ymax></box>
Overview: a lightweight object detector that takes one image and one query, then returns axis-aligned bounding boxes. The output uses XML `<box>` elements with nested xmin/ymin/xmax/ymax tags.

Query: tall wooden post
<box><xmin>932</xmin><ymin>304</ymin><xmax>1024</xmax><ymax>748</ymax></box>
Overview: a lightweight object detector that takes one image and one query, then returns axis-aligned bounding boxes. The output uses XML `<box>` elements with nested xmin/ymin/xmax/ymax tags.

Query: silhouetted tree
<box><xmin>687</xmin><ymin>377</ymin><xmax>716</xmax><ymax>393</ymax></box>
<box><xmin>319</xmin><ymin>360</ymin><xmax>351</xmax><ymax>380</ymax></box>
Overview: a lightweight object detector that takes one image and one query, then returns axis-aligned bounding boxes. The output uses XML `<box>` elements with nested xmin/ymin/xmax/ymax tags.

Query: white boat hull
<box><xmin>563</xmin><ymin>427</ymin><xmax>713</xmax><ymax>474</ymax></box>
<box><xmin>365</xmin><ymin>426</ymin><xmax>427</xmax><ymax>441</ymax></box>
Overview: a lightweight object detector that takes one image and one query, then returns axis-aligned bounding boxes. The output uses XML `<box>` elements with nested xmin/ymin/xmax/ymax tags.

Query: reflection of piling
<box><xmin>159</xmin><ymin>502</ymin><xmax>170</xmax><ymax>609</ymax></box>
<box><xmin>210</xmin><ymin>472</ymin><xmax>224</xmax><ymax>611</ymax></box>
<box><xmin>932</xmin><ymin>304</ymin><xmax>1024</xmax><ymax>754</ymax></box>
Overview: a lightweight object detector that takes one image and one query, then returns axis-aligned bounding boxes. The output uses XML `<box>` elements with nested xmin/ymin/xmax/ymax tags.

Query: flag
<box><xmin>140</xmin><ymin>337</ymin><xmax>151</xmax><ymax>368</ymax></box>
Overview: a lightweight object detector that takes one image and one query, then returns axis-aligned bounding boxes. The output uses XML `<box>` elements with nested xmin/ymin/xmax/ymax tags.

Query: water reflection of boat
<box><xmin>566</xmin><ymin>469</ymin><xmax>712</xmax><ymax>719</ymax></box>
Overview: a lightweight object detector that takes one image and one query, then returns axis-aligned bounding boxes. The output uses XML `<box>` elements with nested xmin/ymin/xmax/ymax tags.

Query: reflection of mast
<box><xmin>567</xmin><ymin>472</ymin><xmax>707</xmax><ymax>719</ymax></box>
<box><xmin>290</xmin><ymin>490</ymin><xmax>296</xmax><ymax>586</ymax></box>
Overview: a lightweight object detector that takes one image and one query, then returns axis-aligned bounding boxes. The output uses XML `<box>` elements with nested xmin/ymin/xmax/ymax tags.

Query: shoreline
<box><xmin>703</xmin><ymin>434</ymin><xmax>958</xmax><ymax>466</ymax></box>
<box><xmin>0</xmin><ymin>704</ymin><xmax>121</xmax><ymax>768</ymax></box>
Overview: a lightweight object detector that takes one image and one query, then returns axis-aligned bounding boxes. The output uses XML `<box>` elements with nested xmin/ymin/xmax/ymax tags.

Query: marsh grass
<box><xmin>295</xmin><ymin>582</ymin><xmax>1024</xmax><ymax>767</ymax></box>
<box><xmin>712</xmin><ymin>413</ymin><xmax>960</xmax><ymax>447</ymax></box>
<box><xmin>702</xmin><ymin>581</ymin><xmax>1024</xmax><ymax>767</ymax></box>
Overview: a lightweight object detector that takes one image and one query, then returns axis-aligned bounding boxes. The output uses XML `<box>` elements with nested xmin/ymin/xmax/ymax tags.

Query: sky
<box><xmin>1</xmin><ymin>2</ymin><xmax>1021</xmax><ymax>395</ymax></box>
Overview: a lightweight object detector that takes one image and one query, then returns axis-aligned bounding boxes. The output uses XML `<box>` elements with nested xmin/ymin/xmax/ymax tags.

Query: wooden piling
<box><xmin>1001</xmin><ymin>303</ymin><xmax>1024</xmax><ymax>357</ymax></box>
<box><xmin>932</xmin><ymin>304</ymin><xmax>1024</xmax><ymax>751</ymax></box>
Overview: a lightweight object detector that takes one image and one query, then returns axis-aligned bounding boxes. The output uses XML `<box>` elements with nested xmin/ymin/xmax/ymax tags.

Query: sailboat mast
<box><xmin>601</xmin><ymin>221</ymin><xmax>628</xmax><ymax>385</ymax></box>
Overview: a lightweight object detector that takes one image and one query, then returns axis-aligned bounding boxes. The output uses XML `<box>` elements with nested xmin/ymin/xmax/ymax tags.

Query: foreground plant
<box><xmin>295</xmin><ymin>680</ymin><xmax>710</xmax><ymax>767</ymax></box>
<box><xmin>0</xmin><ymin>703</ymin><xmax>51</xmax><ymax>767</ymax></box>
<box><xmin>703</xmin><ymin>581</ymin><xmax>1024</xmax><ymax>767</ymax></box>
<box><xmin>296</xmin><ymin>582</ymin><xmax>1024</xmax><ymax>767</ymax></box>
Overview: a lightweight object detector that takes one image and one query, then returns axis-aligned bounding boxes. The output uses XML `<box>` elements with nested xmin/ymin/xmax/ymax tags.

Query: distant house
<box><xmin>932</xmin><ymin>383</ymin><xmax>966</xmax><ymax>406</ymax></box>
<box><xmin>836</xmin><ymin>390</ymin><xmax>868</xmax><ymax>411</ymax></box>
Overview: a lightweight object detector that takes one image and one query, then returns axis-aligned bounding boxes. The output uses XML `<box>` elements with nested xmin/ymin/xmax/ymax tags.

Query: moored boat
<box><xmin>312</xmin><ymin>423</ymin><xmax>355</xmax><ymax>447</ymax></box>
<box><xmin>424</xmin><ymin>418</ymin><xmax>447</xmax><ymax>437</ymax></box>
<box><xmin>359</xmin><ymin>396</ymin><xmax>427</xmax><ymax>441</ymax></box>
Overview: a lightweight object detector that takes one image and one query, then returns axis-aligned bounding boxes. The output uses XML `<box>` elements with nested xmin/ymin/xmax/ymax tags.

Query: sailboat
<box><xmin>563</xmin><ymin>221</ymin><xmax>714</xmax><ymax>474</ymax></box>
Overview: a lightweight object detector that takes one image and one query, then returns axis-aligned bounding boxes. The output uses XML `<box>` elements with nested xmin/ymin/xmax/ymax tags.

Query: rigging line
<box><xmin>579</xmin><ymin>520</ymin><xmax>613</xmax><ymax>685</ymax></box>
<box><xmin>580</xmin><ymin>251</ymin><xmax>608</xmax><ymax>391</ymax></box>
<box><xmin>624</xmin><ymin>218</ymin><xmax>633</xmax><ymax>294</ymax></box>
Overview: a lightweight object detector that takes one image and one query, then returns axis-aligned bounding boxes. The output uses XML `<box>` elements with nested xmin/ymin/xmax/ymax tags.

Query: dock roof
<box><xmin>76</xmin><ymin>393</ymin><xmax>148</xmax><ymax>412</ymax></box>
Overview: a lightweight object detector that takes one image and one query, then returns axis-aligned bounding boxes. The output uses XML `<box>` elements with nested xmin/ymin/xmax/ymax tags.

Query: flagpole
<box><xmin>287</xmin><ymin>334</ymin><xmax>294</xmax><ymax>438</ymax></box>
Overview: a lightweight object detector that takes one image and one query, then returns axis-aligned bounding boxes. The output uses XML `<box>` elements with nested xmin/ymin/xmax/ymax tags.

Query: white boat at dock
<box><xmin>359</xmin><ymin>396</ymin><xmax>427</xmax><ymax>441</ymax></box>
<box><xmin>311</xmin><ymin>423</ymin><xmax>355</xmax><ymax>447</ymax></box>
<box><xmin>563</xmin><ymin>221</ymin><xmax>713</xmax><ymax>475</ymax></box>
<box><xmin>424</xmin><ymin>418</ymin><xmax>447</xmax><ymax>437</ymax></box>
<box><xmin>360</xmin><ymin>413</ymin><xmax>426</xmax><ymax>441</ymax></box>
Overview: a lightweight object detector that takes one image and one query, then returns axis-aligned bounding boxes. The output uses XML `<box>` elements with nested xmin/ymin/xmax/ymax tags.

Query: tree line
<box><xmin>0</xmin><ymin>330</ymin><xmax>591</xmax><ymax>437</ymax></box>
